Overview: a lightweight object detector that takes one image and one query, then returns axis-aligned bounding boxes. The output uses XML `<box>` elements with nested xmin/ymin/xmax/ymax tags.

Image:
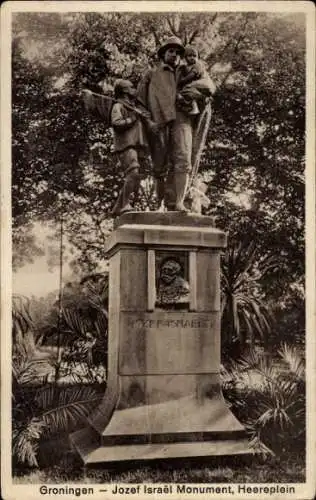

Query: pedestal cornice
<box><xmin>106</xmin><ymin>212</ymin><xmax>227</xmax><ymax>256</ymax></box>
<box><xmin>114</xmin><ymin>211</ymin><xmax>216</xmax><ymax>229</ymax></box>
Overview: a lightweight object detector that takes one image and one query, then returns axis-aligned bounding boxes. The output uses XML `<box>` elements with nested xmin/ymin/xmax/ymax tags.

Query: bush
<box><xmin>222</xmin><ymin>344</ymin><xmax>305</xmax><ymax>456</ymax></box>
<box><xmin>12</xmin><ymin>335</ymin><xmax>105</xmax><ymax>470</ymax></box>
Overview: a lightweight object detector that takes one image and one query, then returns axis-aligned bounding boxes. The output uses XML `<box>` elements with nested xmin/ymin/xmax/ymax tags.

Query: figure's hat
<box><xmin>114</xmin><ymin>79</ymin><xmax>133</xmax><ymax>93</ymax></box>
<box><xmin>157</xmin><ymin>36</ymin><xmax>185</xmax><ymax>59</ymax></box>
<box><xmin>113</xmin><ymin>79</ymin><xmax>134</xmax><ymax>98</ymax></box>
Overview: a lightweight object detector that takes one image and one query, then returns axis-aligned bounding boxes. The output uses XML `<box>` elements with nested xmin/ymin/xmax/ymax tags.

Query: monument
<box><xmin>70</xmin><ymin>212</ymin><xmax>254</xmax><ymax>465</ymax></box>
<box><xmin>73</xmin><ymin>36</ymin><xmax>255</xmax><ymax>465</ymax></box>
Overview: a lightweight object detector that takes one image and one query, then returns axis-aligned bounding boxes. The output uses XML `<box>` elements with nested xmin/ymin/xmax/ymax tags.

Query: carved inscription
<box><xmin>120</xmin><ymin>311</ymin><xmax>220</xmax><ymax>375</ymax></box>
<box><xmin>128</xmin><ymin>317</ymin><xmax>212</xmax><ymax>329</ymax></box>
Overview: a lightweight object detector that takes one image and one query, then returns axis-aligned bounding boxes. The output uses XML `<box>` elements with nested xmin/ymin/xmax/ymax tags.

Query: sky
<box><xmin>13</xmin><ymin>222</ymin><xmax>75</xmax><ymax>298</ymax></box>
<box><xmin>13</xmin><ymin>255</ymin><xmax>62</xmax><ymax>299</ymax></box>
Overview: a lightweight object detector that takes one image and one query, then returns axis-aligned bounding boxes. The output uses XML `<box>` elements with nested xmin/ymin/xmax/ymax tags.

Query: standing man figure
<box><xmin>137</xmin><ymin>36</ymin><xmax>192</xmax><ymax>212</ymax></box>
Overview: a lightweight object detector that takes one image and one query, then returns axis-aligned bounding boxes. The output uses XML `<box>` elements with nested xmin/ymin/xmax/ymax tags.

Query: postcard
<box><xmin>1</xmin><ymin>1</ymin><xmax>315</xmax><ymax>499</ymax></box>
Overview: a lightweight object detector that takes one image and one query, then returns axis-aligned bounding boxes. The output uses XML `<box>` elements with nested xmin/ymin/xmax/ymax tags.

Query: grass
<box><xmin>13</xmin><ymin>450</ymin><xmax>305</xmax><ymax>484</ymax></box>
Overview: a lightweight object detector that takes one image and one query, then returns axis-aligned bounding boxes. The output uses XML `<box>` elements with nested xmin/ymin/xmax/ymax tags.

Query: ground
<box><xmin>13</xmin><ymin>451</ymin><xmax>305</xmax><ymax>484</ymax></box>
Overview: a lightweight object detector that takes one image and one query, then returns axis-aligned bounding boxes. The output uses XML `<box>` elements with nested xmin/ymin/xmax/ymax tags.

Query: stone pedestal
<box><xmin>70</xmin><ymin>213</ymin><xmax>254</xmax><ymax>465</ymax></box>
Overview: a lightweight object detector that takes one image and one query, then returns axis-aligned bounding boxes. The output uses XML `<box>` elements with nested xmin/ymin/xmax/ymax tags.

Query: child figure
<box><xmin>187</xmin><ymin>177</ymin><xmax>210</xmax><ymax>214</ymax></box>
<box><xmin>177</xmin><ymin>45</ymin><xmax>213</xmax><ymax>115</ymax></box>
<box><xmin>111</xmin><ymin>79</ymin><xmax>148</xmax><ymax>216</ymax></box>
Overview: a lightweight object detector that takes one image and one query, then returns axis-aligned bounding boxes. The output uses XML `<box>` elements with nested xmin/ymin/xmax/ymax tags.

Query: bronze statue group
<box><xmin>83</xmin><ymin>37</ymin><xmax>215</xmax><ymax>216</ymax></box>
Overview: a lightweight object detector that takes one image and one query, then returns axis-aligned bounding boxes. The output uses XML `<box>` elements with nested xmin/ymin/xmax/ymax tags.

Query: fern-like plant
<box><xmin>13</xmin><ymin>379</ymin><xmax>103</xmax><ymax>467</ymax></box>
<box><xmin>12</xmin><ymin>275</ymin><xmax>110</xmax><ymax>470</ymax></box>
<box><xmin>41</xmin><ymin>274</ymin><xmax>109</xmax><ymax>368</ymax></box>
<box><xmin>221</xmin><ymin>241</ymin><xmax>275</xmax><ymax>352</ymax></box>
<box><xmin>12</xmin><ymin>337</ymin><xmax>103</xmax><ymax>468</ymax></box>
<box><xmin>222</xmin><ymin>344</ymin><xmax>305</xmax><ymax>456</ymax></box>
<box><xmin>12</xmin><ymin>294</ymin><xmax>36</xmax><ymax>356</ymax></box>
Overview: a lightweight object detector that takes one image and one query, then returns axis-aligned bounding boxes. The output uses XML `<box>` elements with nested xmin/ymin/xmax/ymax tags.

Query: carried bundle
<box><xmin>82</xmin><ymin>89</ymin><xmax>115</xmax><ymax>128</ymax></box>
<box><xmin>82</xmin><ymin>88</ymin><xmax>156</xmax><ymax>131</ymax></box>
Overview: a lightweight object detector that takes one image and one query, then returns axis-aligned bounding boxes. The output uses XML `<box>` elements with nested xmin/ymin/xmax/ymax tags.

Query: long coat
<box><xmin>137</xmin><ymin>63</ymin><xmax>178</xmax><ymax>125</ymax></box>
<box><xmin>111</xmin><ymin>100</ymin><xmax>148</xmax><ymax>153</ymax></box>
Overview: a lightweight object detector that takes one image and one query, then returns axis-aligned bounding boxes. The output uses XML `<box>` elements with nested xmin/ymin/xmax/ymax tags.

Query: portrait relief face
<box><xmin>155</xmin><ymin>253</ymin><xmax>190</xmax><ymax>307</ymax></box>
<box><xmin>159</xmin><ymin>259</ymin><xmax>182</xmax><ymax>285</ymax></box>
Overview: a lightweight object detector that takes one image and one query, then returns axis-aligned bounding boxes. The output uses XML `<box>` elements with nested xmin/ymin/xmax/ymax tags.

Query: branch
<box><xmin>218</xmin><ymin>67</ymin><xmax>235</xmax><ymax>89</ymax></box>
<box><xmin>93</xmin><ymin>215</ymin><xmax>108</xmax><ymax>246</ymax></box>
<box><xmin>87</xmin><ymin>210</ymin><xmax>109</xmax><ymax>246</ymax></box>
<box><xmin>150</xmin><ymin>26</ymin><xmax>161</xmax><ymax>48</ymax></box>
<box><xmin>188</xmin><ymin>13</ymin><xmax>217</xmax><ymax>45</ymax></box>
<box><xmin>166</xmin><ymin>14</ymin><xmax>179</xmax><ymax>37</ymax></box>
<box><xmin>209</xmin><ymin>13</ymin><xmax>218</xmax><ymax>26</ymax></box>
<box><xmin>233</xmin><ymin>14</ymin><xmax>251</xmax><ymax>54</ymax></box>
<box><xmin>188</xmin><ymin>29</ymin><xmax>199</xmax><ymax>45</ymax></box>
<box><xmin>216</xmin><ymin>14</ymin><xmax>253</xmax><ymax>90</ymax></box>
<box><xmin>73</xmin><ymin>239</ymin><xmax>103</xmax><ymax>252</ymax></box>
<box><xmin>206</xmin><ymin>39</ymin><xmax>233</xmax><ymax>67</ymax></box>
<box><xmin>207</xmin><ymin>13</ymin><xmax>250</xmax><ymax>67</ymax></box>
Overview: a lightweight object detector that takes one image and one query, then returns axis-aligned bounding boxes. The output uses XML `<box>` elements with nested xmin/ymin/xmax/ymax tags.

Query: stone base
<box><xmin>70</xmin><ymin>395</ymin><xmax>255</xmax><ymax>466</ymax></box>
<box><xmin>70</xmin><ymin>428</ymin><xmax>255</xmax><ymax>467</ymax></box>
<box><xmin>69</xmin><ymin>213</ymin><xmax>257</xmax><ymax>467</ymax></box>
<box><xmin>98</xmin><ymin>395</ymin><xmax>246</xmax><ymax>444</ymax></box>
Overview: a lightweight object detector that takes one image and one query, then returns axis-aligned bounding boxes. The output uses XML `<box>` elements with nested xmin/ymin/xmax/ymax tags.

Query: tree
<box><xmin>12</xmin><ymin>13</ymin><xmax>305</xmax><ymax>342</ymax></box>
<box><xmin>205</xmin><ymin>13</ymin><xmax>305</xmax><ymax>299</ymax></box>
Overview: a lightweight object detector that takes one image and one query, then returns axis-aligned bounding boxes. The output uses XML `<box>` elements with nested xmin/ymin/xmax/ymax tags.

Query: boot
<box><xmin>164</xmin><ymin>170</ymin><xmax>176</xmax><ymax>211</ymax></box>
<box><xmin>174</xmin><ymin>172</ymin><xmax>189</xmax><ymax>212</ymax></box>
<box><xmin>155</xmin><ymin>177</ymin><xmax>165</xmax><ymax>210</ymax></box>
<box><xmin>111</xmin><ymin>191</ymin><xmax>123</xmax><ymax>216</ymax></box>
<box><xmin>112</xmin><ymin>170</ymin><xmax>140</xmax><ymax>215</ymax></box>
<box><xmin>121</xmin><ymin>170</ymin><xmax>140</xmax><ymax>213</ymax></box>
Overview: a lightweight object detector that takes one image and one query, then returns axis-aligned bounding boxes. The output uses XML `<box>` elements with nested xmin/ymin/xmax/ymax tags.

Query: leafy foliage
<box><xmin>36</xmin><ymin>385</ymin><xmax>102</xmax><ymax>434</ymax></box>
<box><xmin>12</xmin><ymin>294</ymin><xmax>38</xmax><ymax>358</ymax></box>
<box><xmin>12</xmin><ymin>381</ymin><xmax>102</xmax><ymax>467</ymax></box>
<box><xmin>11</xmin><ymin>12</ymin><xmax>304</xmax><ymax>294</ymax></box>
<box><xmin>39</xmin><ymin>273</ymin><xmax>109</xmax><ymax>367</ymax></box>
<box><xmin>12</xmin><ymin>295</ymin><xmax>34</xmax><ymax>339</ymax></box>
<box><xmin>12</xmin><ymin>273</ymin><xmax>109</xmax><ymax>468</ymax></box>
<box><xmin>222</xmin><ymin>344</ymin><xmax>305</xmax><ymax>455</ymax></box>
<box><xmin>12</xmin><ymin>332</ymin><xmax>104</xmax><ymax>468</ymax></box>
<box><xmin>12</xmin><ymin>418</ymin><xmax>46</xmax><ymax>468</ymax></box>
<box><xmin>221</xmin><ymin>241</ymin><xmax>275</xmax><ymax>350</ymax></box>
